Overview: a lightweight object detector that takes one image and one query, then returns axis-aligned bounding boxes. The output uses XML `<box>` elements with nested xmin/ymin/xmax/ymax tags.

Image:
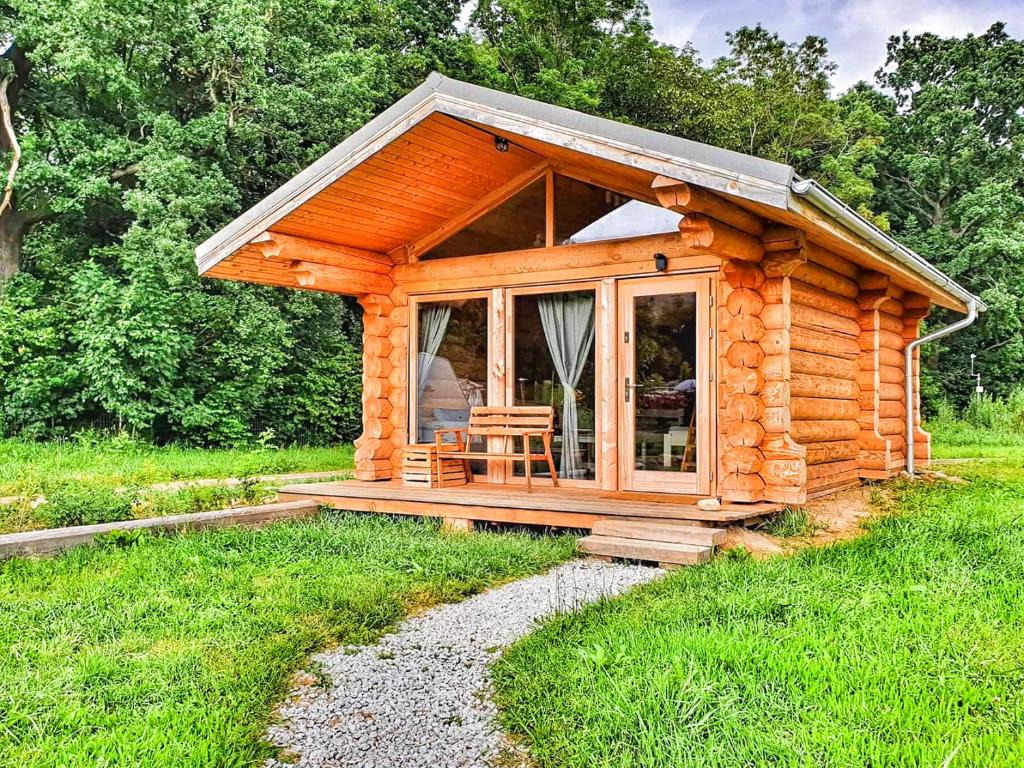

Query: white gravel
<box><xmin>266</xmin><ymin>559</ymin><xmax>663</xmax><ymax>768</ymax></box>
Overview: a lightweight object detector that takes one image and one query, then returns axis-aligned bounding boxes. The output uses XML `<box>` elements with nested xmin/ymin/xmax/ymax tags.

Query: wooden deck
<box><xmin>278</xmin><ymin>479</ymin><xmax>782</xmax><ymax>529</ymax></box>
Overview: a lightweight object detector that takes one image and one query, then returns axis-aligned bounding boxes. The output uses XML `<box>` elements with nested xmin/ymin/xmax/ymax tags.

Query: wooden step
<box><xmin>579</xmin><ymin>534</ymin><xmax>712</xmax><ymax>566</ymax></box>
<box><xmin>591</xmin><ymin>519</ymin><xmax>725</xmax><ymax>547</ymax></box>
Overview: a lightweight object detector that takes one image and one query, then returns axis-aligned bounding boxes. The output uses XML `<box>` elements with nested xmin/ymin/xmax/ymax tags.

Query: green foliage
<box><xmin>925</xmin><ymin>387</ymin><xmax>1024</xmax><ymax>457</ymax></box>
<box><xmin>42</xmin><ymin>485</ymin><xmax>135</xmax><ymax>528</ymax></box>
<box><xmin>493</xmin><ymin>458</ymin><xmax>1024</xmax><ymax>766</ymax></box>
<box><xmin>760</xmin><ymin>506</ymin><xmax>816</xmax><ymax>538</ymax></box>
<box><xmin>0</xmin><ymin>0</ymin><xmax>1018</xmax><ymax>438</ymax></box>
<box><xmin>0</xmin><ymin>513</ymin><xmax>575</xmax><ymax>767</ymax></box>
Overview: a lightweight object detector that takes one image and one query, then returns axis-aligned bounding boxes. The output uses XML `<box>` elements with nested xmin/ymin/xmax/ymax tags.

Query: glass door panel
<box><xmin>510</xmin><ymin>289</ymin><xmax>597</xmax><ymax>482</ymax></box>
<box><xmin>413</xmin><ymin>296</ymin><xmax>489</xmax><ymax>474</ymax></box>
<box><xmin>619</xmin><ymin>277</ymin><xmax>711</xmax><ymax>495</ymax></box>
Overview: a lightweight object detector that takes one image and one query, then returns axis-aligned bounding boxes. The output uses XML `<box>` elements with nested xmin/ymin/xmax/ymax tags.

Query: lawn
<box><xmin>0</xmin><ymin>513</ymin><xmax>574</xmax><ymax>767</ymax></box>
<box><xmin>0</xmin><ymin>438</ymin><xmax>354</xmax><ymax>496</ymax></box>
<box><xmin>493</xmin><ymin>448</ymin><xmax>1024</xmax><ymax>767</ymax></box>
<box><xmin>0</xmin><ymin>438</ymin><xmax>355</xmax><ymax>534</ymax></box>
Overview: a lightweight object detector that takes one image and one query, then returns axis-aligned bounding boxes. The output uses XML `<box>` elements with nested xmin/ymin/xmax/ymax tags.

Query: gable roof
<box><xmin>195</xmin><ymin>72</ymin><xmax>982</xmax><ymax>312</ymax></box>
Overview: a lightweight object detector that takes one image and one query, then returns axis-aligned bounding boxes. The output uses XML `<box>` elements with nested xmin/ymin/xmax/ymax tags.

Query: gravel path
<box><xmin>266</xmin><ymin>560</ymin><xmax>664</xmax><ymax>768</ymax></box>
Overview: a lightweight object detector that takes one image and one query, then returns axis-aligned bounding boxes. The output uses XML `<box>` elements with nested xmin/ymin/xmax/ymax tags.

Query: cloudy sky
<box><xmin>645</xmin><ymin>0</ymin><xmax>1023</xmax><ymax>91</ymax></box>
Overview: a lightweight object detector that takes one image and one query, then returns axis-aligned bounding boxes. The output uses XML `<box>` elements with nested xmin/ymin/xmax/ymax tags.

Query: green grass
<box><xmin>0</xmin><ymin>438</ymin><xmax>355</xmax><ymax>534</ymax></box>
<box><xmin>0</xmin><ymin>513</ymin><xmax>574</xmax><ymax>767</ymax></box>
<box><xmin>0</xmin><ymin>437</ymin><xmax>354</xmax><ymax>497</ymax></box>
<box><xmin>494</xmin><ymin>455</ymin><xmax>1024</xmax><ymax>767</ymax></box>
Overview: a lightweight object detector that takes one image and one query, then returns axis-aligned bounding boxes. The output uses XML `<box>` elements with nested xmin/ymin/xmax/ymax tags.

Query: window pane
<box><xmin>632</xmin><ymin>292</ymin><xmax>698</xmax><ymax>473</ymax></box>
<box><xmin>416</xmin><ymin>298</ymin><xmax>488</xmax><ymax>472</ymax></box>
<box><xmin>555</xmin><ymin>174</ymin><xmax>683</xmax><ymax>245</ymax></box>
<box><xmin>512</xmin><ymin>290</ymin><xmax>597</xmax><ymax>481</ymax></box>
<box><xmin>422</xmin><ymin>179</ymin><xmax>546</xmax><ymax>259</ymax></box>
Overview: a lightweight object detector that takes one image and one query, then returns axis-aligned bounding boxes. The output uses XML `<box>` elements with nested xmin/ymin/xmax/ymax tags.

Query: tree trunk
<box><xmin>0</xmin><ymin>210</ymin><xmax>26</xmax><ymax>283</ymax></box>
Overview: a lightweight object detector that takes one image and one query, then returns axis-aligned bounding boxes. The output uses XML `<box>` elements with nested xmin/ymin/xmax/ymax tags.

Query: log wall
<box><xmin>353</xmin><ymin>287</ymin><xmax>409</xmax><ymax>481</ymax></box>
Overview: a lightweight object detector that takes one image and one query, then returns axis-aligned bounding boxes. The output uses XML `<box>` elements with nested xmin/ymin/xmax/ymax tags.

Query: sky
<box><xmin>645</xmin><ymin>0</ymin><xmax>1024</xmax><ymax>91</ymax></box>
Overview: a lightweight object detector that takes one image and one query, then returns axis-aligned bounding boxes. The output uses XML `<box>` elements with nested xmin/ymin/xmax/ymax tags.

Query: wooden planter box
<box><xmin>401</xmin><ymin>444</ymin><xmax>468</xmax><ymax>488</ymax></box>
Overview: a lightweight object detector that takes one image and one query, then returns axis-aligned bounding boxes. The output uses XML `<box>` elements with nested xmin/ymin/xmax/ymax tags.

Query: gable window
<box><xmin>419</xmin><ymin>172</ymin><xmax>683</xmax><ymax>261</ymax></box>
<box><xmin>421</xmin><ymin>178</ymin><xmax>546</xmax><ymax>260</ymax></box>
<box><xmin>555</xmin><ymin>174</ymin><xmax>683</xmax><ymax>244</ymax></box>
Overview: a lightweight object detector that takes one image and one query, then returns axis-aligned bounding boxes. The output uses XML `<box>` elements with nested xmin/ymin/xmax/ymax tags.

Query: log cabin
<box><xmin>195</xmin><ymin>73</ymin><xmax>983</xmax><ymax>558</ymax></box>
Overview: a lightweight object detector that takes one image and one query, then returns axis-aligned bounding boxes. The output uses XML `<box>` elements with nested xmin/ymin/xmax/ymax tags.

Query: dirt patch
<box><xmin>719</xmin><ymin>483</ymin><xmax>891</xmax><ymax>557</ymax></box>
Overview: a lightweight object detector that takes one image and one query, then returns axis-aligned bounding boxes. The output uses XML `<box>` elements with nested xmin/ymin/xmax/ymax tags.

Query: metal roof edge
<box><xmin>194</xmin><ymin>75</ymin><xmax>445</xmax><ymax>272</ymax></box>
<box><xmin>790</xmin><ymin>178</ymin><xmax>985</xmax><ymax>312</ymax></box>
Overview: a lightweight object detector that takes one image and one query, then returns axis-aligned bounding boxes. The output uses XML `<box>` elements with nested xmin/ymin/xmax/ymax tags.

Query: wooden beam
<box><xmin>392</xmin><ymin>233</ymin><xmax>720</xmax><ymax>293</ymax></box>
<box><xmin>677</xmin><ymin>214</ymin><xmax>764</xmax><ymax>262</ymax></box>
<box><xmin>652</xmin><ymin>175</ymin><xmax>766</xmax><ymax>236</ymax></box>
<box><xmin>252</xmin><ymin>231</ymin><xmax>392</xmax><ymax>273</ymax></box>
<box><xmin>401</xmin><ymin>160</ymin><xmax>550</xmax><ymax>261</ymax></box>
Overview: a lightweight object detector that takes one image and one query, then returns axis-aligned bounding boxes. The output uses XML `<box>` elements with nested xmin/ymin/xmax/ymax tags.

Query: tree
<box><xmin>0</xmin><ymin>0</ymin><xmax>455</xmax><ymax>443</ymax></box>
<box><xmin>872</xmin><ymin>23</ymin><xmax>1024</xmax><ymax>407</ymax></box>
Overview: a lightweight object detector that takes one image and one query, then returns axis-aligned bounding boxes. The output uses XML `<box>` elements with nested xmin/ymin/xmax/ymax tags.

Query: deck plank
<box><xmin>280</xmin><ymin>479</ymin><xmax>778</xmax><ymax>526</ymax></box>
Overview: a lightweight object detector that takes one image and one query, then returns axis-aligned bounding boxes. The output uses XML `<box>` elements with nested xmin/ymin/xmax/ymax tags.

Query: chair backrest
<box><xmin>466</xmin><ymin>406</ymin><xmax>554</xmax><ymax>436</ymax></box>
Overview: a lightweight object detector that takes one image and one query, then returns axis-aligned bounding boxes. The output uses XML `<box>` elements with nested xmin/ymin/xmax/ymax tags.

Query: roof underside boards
<box><xmin>196</xmin><ymin>72</ymin><xmax>975</xmax><ymax>312</ymax></box>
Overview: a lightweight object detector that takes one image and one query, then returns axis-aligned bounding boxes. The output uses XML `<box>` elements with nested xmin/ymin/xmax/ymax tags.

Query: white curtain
<box><xmin>417</xmin><ymin>304</ymin><xmax>451</xmax><ymax>394</ymax></box>
<box><xmin>538</xmin><ymin>292</ymin><xmax>595</xmax><ymax>478</ymax></box>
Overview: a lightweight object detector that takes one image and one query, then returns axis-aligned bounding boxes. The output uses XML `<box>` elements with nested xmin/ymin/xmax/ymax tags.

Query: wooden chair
<box><xmin>434</xmin><ymin>406</ymin><xmax>558</xmax><ymax>492</ymax></box>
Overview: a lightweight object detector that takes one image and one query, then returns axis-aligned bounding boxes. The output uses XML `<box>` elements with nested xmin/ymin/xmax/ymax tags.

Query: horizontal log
<box><xmin>789</xmin><ymin>281</ymin><xmax>859</xmax><ymax>319</ymax></box>
<box><xmin>257</xmin><ymin>231</ymin><xmax>393</xmax><ymax>273</ymax></box>
<box><xmin>791</xmin><ymin>419</ymin><xmax>861</xmax><ymax>443</ymax></box>
<box><xmin>726</xmin><ymin>287</ymin><xmax>765</xmax><ymax>316</ymax></box>
<box><xmin>727</xmin><ymin>314</ymin><xmax>766</xmax><ymax>342</ymax></box>
<box><xmin>760</xmin><ymin>224</ymin><xmax>804</xmax><ymax>251</ymax></box>
<box><xmin>877</xmin><ymin>329</ymin><xmax>906</xmax><ymax>350</ymax></box>
<box><xmin>678</xmin><ymin>213</ymin><xmax>764</xmax><ymax>261</ymax></box>
<box><xmin>723</xmin><ymin>366</ymin><xmax>765</xmax><ymax>395</ymax></box>
<box><xmin>721</xmin><ymin>419</ymin><xmax>765</xmax><ymax>448</ymax></box>
<box><xmin>878</xmin><ymin>417</ymin><xmax>904</xmax><ymax>436</ymax></box>
<box><xmin>726</xmin><ymin>393</ymin><xmax>765</xmax><ymax>421</ymax></box>
<box><xmin>792</xmin><ymin>304</ymin><xmax>861</xmax><ymax>337</ymax></box>
<box><xmin>786</xmin><ymin>261</ymin><xmax>858</xmax><ymax>298</ymax></box>
<box><xmin>859</xmin><ymin>310</ymin><xmax>905</xmax><ymax>334</ymax></box>
<box><xmin>652</xmin><ymin>176</ymin><xmax>766</xmax><ymax>235</ymax></box>
<box><xmin>760</xmin><ymin>354</ymin><xmax>789</xmax><ymax>381</ymax></box>
<box><xmin>791</xmin><ymin>350</ymin><xmax>860</xmax><ymax>380</ymax></box>
<box><xmin>760</xmin><ymin>250</ymin><xmax>806</xmax><ymax>278</ymax></box>
<box><xmin>720</xmin><ymin>471</ymin><xmax>766</xmax><ymax>493</ymax></box>
<box><xmin>721</xmin><ymin>446</ymin><xmax>764</xmax><ymax>474</ymax></box>
<box><xmin>791</xmin><ymin>373</ymin><xmax>859</xmax><ymax>400</ymax></box>
<box><xmin>807</xmin><ymin>459</ymin><xmax>859</xmax><ymax>481</ymax></box>
<box><xmin>805</xmin><ymin>242</ymin><xmax>859</xmax><ymax>278</ymax></box>
<box><xmin>760</xmin><ymin>303</ymin><xmax>790</xmax><ymax>331</ymax></box>
<box><xmin>760</xmin><ymin>379</ymin><xmax>789</xmax><ymax>407</ymax></box>
<box><xmin>394</xmin><ymin>232</ymin><xmax>700</xmax><ymax>289</ymax></box>
<box><xmin>879</xmin><ymin>382</ymin><xmax>904</xmax><ymax>401</ymax></box>
<box><xmin>791</xmin><ymin>397</ymin><xmax>860</xmax><ymax>421</ymax></box>
<box><xmin>722</xmin><ymin>259</ymin><xmax>766</xmax><ymax>289</ymax></box>
<box><xmin>761</xmin><ymin>406</ymin><xmax>788</xmax><ymax>433</ymax></box>
<box><xmin>761</xmin><ymin>458</ymin><xmax>806</xmax><ymax>486</ymax></box>
<box><xmin>791</xmin><ymin>326</ymin><xmax>860</xmax><ymax>359</ymax></box>
<box><xmin>858</xmin><ymin>271</ymin><xmax>889</xmax><ymax>291</ymax></box>
<box><xmin>726</xmin><ymin>341</ymin><xmax>765</xmax><ymax>368</ymax></box>
<box><xmin>805</xmin><ymin>439</ymin><xmax>859</xmax><ymax>465</ymax></box>
<box><xmin>760</xmin><ymin>329</ymin><xmax>788</xmax><ymax>356</ymax></box>
<box><xmin>876</xmin><ymin>399</ymin><xmax>904</xmax><ymax>419</ymax></box>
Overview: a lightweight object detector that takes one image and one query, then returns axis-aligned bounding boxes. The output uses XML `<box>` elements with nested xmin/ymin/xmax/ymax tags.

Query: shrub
<box><xmin>43</xmin><ymin>486</ymin><xmax>135</xmax><ymax>528</ymax></box>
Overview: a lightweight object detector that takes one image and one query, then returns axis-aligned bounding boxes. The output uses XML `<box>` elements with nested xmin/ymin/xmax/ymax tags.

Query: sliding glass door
<box><xmin>411</xmin><ymin>292</ymin><xmax>489</xmax><ymax>473</ymax></box>
<box><xmin>508</xmin><ymin>286</ymin><xmax>598</xmax><ymax>484</ymax></box>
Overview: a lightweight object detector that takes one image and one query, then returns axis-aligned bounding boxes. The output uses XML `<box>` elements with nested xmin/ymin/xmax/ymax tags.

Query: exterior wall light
<box><xmin>494</xmin><ymin>136</ymin><xmax>509</xmax><ymax>152</ymax></box>
<box><xmin>654</xmin><ymin>252</ymin><xmax>668</xmax><ymax>272</ymax></box>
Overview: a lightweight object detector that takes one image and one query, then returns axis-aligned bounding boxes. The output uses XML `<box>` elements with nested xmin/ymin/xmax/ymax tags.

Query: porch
<box><xmin>278</xmin><ymin>479</ymin><xmax>781</xmax><ymax>530</ymax></box>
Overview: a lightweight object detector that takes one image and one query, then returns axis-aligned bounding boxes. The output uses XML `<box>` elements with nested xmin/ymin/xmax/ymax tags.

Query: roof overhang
<box><xmin>196</xmin><ymin>73</ymin><xmax>982</xmax><ymax>313</ymax></box>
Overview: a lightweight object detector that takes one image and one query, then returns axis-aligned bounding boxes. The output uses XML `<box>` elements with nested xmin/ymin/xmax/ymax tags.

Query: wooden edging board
<box><xmin>0</xmin><ymin>500</ymin><xmax>321</xmax><ymax>558</ymax></box>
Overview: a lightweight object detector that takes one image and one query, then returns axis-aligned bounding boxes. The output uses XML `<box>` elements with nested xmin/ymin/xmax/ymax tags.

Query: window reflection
<box><xmin>555</xmin><ymin>174</ymin><xmax>683</xmax><ymax>245</ymax></box>
<box><xmin>416</xmin><ymin>298</ymin><xmax>488</xmax><ymax>472</ymax></box>
<box><xmin>513</xmin><ymin>291</ymin><xmax>597</xmax><ymax>481</ymax></box>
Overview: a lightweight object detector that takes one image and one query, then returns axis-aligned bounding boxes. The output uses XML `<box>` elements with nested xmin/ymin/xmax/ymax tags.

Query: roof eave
<box><xmin>790</xmin><ymin>178</ymin><xmax>985</xmax><ymax>313</ymax></box>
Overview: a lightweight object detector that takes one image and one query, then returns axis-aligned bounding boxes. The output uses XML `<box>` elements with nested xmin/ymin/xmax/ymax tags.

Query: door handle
<box><xmin>624</xmin><ymin>377</ymin><xmax>643</xmax><ymax>402</ymax></box>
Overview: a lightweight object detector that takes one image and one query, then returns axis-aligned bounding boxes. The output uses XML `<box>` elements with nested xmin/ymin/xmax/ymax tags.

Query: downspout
<box><xmin>905</xmin><ymin>298</ymin><xmax>978</xmax><ymax>475</ymax></box>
